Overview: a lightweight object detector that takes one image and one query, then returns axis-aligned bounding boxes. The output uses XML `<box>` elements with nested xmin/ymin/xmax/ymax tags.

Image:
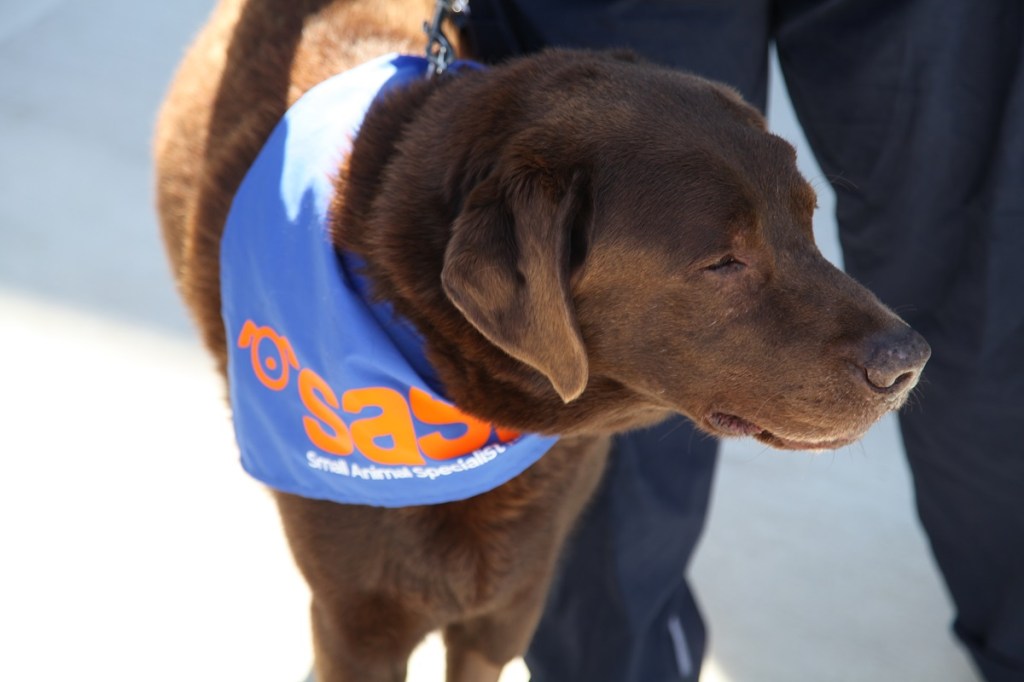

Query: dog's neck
<box><xmin>331</xmin><ymin>66</ymin><xmax>669</xmax><ymax>436</ymax></box>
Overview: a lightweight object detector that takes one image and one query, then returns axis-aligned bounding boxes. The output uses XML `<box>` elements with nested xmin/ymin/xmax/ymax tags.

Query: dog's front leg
<box><xmin>443</xmin><ymin>579</ymin><xmax>555</xmax><ymax>682</ymax></box>
<box><xmin>444</xmin><ymin>646</ymin><xmax>504</xmax><ymax>682</ymax></box>
<box><xmin>274</xmin><ymin>493</ymin><xmax>435</xmax><ymax>681</ymax></box>
<box><xmin>441</xmin><ymin>436</ymin><xmax>613</xmax><ymax>681</ymax></box>
<box><xmin>309</xmin><ymin>592</ymin><xmax>433</xmax><ymax>682</ymax></box>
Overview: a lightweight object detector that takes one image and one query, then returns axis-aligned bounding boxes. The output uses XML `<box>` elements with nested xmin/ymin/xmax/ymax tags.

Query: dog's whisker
<box><xmin>825</xmin><ymin>172</ymin><xmax>860</xmax><ymax>192</ymax></box>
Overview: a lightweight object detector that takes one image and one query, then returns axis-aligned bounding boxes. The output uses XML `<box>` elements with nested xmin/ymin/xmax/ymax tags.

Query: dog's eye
<box><xmin>704</xmin><ymin>255</ymin><xmax>745</xmax><ymax>272</ymax></box>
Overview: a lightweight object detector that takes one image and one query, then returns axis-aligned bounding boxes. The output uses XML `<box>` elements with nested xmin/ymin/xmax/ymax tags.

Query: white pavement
<box><xmin>0</xmin><ymin>2</ymin><xmax>981</xmax><ymax>681</ymax></box>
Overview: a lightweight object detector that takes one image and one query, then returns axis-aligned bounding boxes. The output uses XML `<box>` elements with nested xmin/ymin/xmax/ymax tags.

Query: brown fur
<box><xmin>155</xmin><ymin>2</ymin><xmax>929</xmax><ymax>680</ymax></box>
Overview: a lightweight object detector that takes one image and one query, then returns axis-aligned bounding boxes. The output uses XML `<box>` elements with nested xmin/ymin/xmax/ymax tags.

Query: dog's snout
<box><xmin>859</xmin><ymin>327</ymin><xmax>931</xmax><ymax>393</ymax></box>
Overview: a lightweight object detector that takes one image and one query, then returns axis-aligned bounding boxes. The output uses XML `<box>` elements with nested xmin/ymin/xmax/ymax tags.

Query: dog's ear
<box><xmin>442</xmin><ymin>164</ymin><xmax>590</xmax><ymax>403</ymax></box>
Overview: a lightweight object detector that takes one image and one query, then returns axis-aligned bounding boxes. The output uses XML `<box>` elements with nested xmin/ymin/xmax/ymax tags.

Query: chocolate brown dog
<box><xmin>155</xmin><ymin>1</ymin><xmax>930</xmax><ymax>680</ymax></box>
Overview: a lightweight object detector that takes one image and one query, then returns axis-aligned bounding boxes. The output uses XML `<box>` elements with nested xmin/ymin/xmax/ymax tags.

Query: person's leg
<box><xmin>464</xmin><ymin>5</ymin><xmax>772</xmax><ymax>679</ymax></box>
<box><xmin>774</xmin><ymin>2</ymin><xmax>1024</xmax><ymax>679</ymax></box>
<box><xmin>524</xmin><ymin>417</ymin><xmax>719</xmax><ymax>682</ymax></box>
<box><xmin>464</xmin><ymin>0</ymin><xmax>773</xmax><ymax>108</ymax></box>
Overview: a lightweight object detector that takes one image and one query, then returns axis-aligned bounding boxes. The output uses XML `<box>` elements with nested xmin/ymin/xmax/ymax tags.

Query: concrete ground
<box><xmin>0</xmin><ymin>2</ymin><xmax>982</xmax><ymax>681</ymax></box>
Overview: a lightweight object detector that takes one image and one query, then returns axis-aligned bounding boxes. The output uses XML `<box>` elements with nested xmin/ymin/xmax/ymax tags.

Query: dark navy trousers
<box><xmin>465</xmin><ymin>2</ymin><xmax>1024</xmax><ymax>680</ymax></box>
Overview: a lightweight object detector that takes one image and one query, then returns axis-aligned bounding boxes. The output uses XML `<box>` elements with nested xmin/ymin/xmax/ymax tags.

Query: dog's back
<box><xmin>155</xmin><ymin>0</ymin><xmax>430</xmax><ymax>367</ymax></box>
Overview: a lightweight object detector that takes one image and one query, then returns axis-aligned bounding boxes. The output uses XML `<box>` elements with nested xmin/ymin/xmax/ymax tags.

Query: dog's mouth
<box><xmin>704</xmin><ymin>412</ymin><xmax>858</xmax><ymax>452</ymax></box>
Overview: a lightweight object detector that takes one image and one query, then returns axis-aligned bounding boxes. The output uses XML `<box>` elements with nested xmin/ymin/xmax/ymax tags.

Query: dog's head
<box><xmin>348</xmin><ymin>50</ymin><xmax>929</xmax><ymax>450</ymax></box>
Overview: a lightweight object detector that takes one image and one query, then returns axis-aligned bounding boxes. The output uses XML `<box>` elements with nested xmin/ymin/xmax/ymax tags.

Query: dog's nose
<box><xmin>859</xmin><ymin>327</ymin><xmax>931</xmax><ymax>393</ymax></box>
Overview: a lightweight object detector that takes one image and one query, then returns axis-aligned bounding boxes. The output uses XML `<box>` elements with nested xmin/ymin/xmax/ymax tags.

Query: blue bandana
<box><xmin>220</xmin><ymin>54</ymin><xmax>558</xmax><ymax>507</ymax></box>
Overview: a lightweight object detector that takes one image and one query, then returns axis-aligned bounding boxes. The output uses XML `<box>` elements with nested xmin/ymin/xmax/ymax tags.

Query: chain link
<box><xmin>423</xmin><ymin>0</ymin><xmax>469</xmax><ymax>76</ymax></box>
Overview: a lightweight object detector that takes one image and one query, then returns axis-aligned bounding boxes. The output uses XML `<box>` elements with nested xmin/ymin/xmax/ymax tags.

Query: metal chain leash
<box><xmin>423</xmin><ymin>0</ymin><xmax>469</xmax><ymax>76</ymax></box>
